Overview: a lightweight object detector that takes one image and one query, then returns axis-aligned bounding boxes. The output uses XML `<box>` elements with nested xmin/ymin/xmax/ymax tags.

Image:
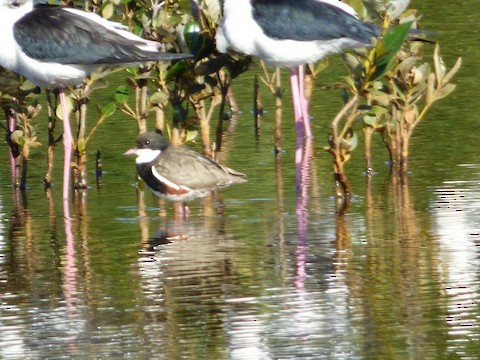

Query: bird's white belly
<box><xmin>220</xmin><ymin>1</ymin><xmax>368</xmax><ymax>68</ymax></box>
<box><xmin>254</xmin><ymin>37</ymin><xmax>363</xmax><ymax>67</ymax></box>
<box><xmin>17</xmin><ymin>53</ymin><xmax>90</xmax><ymax>88</ymax></box>
<box><xmin>225</xmin><ymin>25</ymin><xmax>366</xmax><ymax>67</ymax></box>
<box><xmin>0</xmin><ymin>24</ymin><xmax>88</xmax><ymax>88</ymax></box>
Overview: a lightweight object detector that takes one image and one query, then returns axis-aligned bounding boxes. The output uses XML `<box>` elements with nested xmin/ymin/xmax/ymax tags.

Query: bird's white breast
<box><xmin>0</xmin><ymin>3</ymin><xmax>30</xmax><ymax>72</ymax></box>
<box><xmin>0</xmin><ymin>3</ymin><xmax>88</xmax><ymax>87</ymax></box>
<box><xmin>134</xmin><ymin>149</ymin><xmax>162</xmax><ymax>164</ymax></box>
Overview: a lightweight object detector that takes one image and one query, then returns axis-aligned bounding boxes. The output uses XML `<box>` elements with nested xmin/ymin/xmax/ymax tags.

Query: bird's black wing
<box><xmin>251</xmin><ymin>0</ymin><xmax>379</xmax><ymax>44</ymax></box>
<box><xmin>14</xmin><ymin>4</ymin><xmax>190</xmax><ymax>64</ymax></box>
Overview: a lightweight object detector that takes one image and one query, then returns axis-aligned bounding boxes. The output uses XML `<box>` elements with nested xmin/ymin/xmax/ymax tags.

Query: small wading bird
<box><xmin>0</xmin><ymin>0</ymin><xmax>191</xmax><ymax>200</ymax></box>
<box><xmin>216</xmin><ymin>0</ymin><xmax>380</xmax><ymax>180</ymax></box>
<box><xmin>124</xmin><ymin>132</ymin><xmax>247</xmax><ymax>217</ymax></box>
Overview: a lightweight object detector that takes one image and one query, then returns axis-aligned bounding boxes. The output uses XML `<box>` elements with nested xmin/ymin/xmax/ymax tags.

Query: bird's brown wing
<box><xmin>153</xmin><ymin>146</ymin><xmax>246</xmax><ymax>190</ymax></box>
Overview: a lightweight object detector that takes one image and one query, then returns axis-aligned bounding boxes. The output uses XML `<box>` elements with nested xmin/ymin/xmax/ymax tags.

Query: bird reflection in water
<box><xmin>137</xmin><ymin>189</ymin><xmax>231</xmax><ymax>252</ymax></box>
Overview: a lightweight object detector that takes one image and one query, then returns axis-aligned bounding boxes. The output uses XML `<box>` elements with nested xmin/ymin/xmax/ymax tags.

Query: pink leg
<box><xmin>59</xmin><ymin>88</ymin><xmax>72</xmax><ymax>201</ymax></box>
<box><xmin>298</xmin><ymin>65</ymin><xmax>312</xmax><ymax>139</ymax></box>
<box><xmin>290</xmin><ymin>67</ymin><xmax>304</xmax><ymax>189</ymax></box>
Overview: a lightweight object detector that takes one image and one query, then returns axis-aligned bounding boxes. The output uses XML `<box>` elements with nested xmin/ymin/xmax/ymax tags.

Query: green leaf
<box><xmin>185</xmin><ymin>130</ymin><xmax>198</xmax><ymax>143</ymax></box>
<box><xmin>344</xmin><ymin>131</ymin><xmax>358</xmax><ymax>152</ymax></box>
<box><xmin>342</xmin><ymin>52</ymin><xmax>362</xmax><ymax>79</ymax></box>
<box><xmin>348</xmin><ymin>132</ymin><xmax>358</xmax><ymax>150</ymax></box>
<box><xmin>114</xmin><ymin>86</ymin><xmax>129</xmax><ymax>104</ymax></box>
<box><xmin>56</xmin><ymin>95</ymin><xmax>74</xmax><ymax>120</ymax></box>
<box><xmin>363</xmin><ymin>115</ymin><xmax>377</xmax><ymax>126</ymax></box>
<box><xmin>426</xmin><ymin>73</ymin><xmax>436</xmax><ymax>104</ymax></box>
<box><xmin>435</xmin><ymin>83</ymin><xmax>456</xmax><ymax>101</ymax></box>
<box><xmin>101</xmin><ymin>102</ymin><xmax>116</xmax><ymax>117</ymax></box>
<box><xmin>77</xmin><ymin>137</ymin><xmax>85</xmax><ymax>155</ymax></box>
<box><xmin>101</xmin><ymin>2</ymin><xmax>114</xmax><ymax>19</ymax></box>
<box><xmin>11</xmin><ymin>130</ymin><xmax>25</xmax><ymax>146</ymax></box>
<box><xmin>370</xmin><ymin>105</ymin><xmax>389</xmax><ymax>115</ymax></box>
<box><xmin>178</xmin><ymin>0</ymin><xmax>193</xmax><ymax>14</ymax></box>
<box><xmin>165</xmin><ymin>61</ymin><xmax>189</xmax><ymax>81</ymax></box>
<box><xmin>347</xmin><ymin>0</ymin><xmax>368</xmax><ymax>18</ymax></box>
<box><xmin>89</xmin><ymin>78</ymin><xmax>109</xmax><ymax>91</ymax></box>
<box><xmin>381</xmin><ymin>21</ymin><xmax>413</xmax><ymax>61</ymax></box>
<box><xmin>150</xmin><ymin>91</ymin><xmax>169</xmax><ymax>105</ymax></box>
<box><xmin>371</xmin><ymin>21</ymin><xmax>413</xmax><ymax>80</ymax></box>
<box><xmin>412</xmin><ymin>62</ymin><xmax>430</xmax><ymax>85</ymax></box>
<box><xmin>391</xmin><ymin>77</ymin><xmax>407</xmax><ymax>100</ymax></box>
<box><xmin>441</xmin><ymin>56</ymin><xmax>462</xmax><ymax>86</ymax></box>
<box><xmin>433</xmin><ymin>44</ymin><xmax>446</xmax><ymax>83</ymax></box>
<box><xmin>125</xmin><ymin>76</ymin><xmax>138</xmax><ymax>88</ymax></box>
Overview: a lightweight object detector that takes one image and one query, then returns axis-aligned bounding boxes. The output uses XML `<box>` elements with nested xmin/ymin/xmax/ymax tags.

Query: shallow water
<box><xmin>1</xmin><ymin>0</ymin><xmax>480</xmax><ymax>358</ymax></box>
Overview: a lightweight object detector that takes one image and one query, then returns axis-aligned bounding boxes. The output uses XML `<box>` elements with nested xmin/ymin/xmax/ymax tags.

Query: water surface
<box><xmin>1</xmin><ymin>0</ymin><xmax>480</xmax><ymax>358</ymax></box>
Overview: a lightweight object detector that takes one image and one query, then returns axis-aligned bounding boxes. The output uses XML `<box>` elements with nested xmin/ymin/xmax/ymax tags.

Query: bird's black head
<box><xmin>135</xmin><ymin>132</ymin><xmax>170</xmax><ymax>151</ymax></box>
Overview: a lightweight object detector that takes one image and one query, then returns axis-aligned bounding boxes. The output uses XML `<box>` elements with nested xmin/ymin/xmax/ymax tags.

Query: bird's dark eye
<box><xmin>145</xmin><ymin>140</ymin><xmax>150</xmax><ymax>145</ymax></box>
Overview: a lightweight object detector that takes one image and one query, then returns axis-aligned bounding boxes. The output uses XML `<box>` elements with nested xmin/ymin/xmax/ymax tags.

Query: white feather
<box><xmin>218</xmin><ymin>0</ymin><xmax>368</xmax><ymax>67</ymax></box>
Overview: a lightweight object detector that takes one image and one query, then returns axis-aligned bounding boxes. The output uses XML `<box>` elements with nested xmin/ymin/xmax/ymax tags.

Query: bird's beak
<box><xmin>123</xmin><ymin>148</ymin><xmax>138</xmax><ymax>156</ymax></box>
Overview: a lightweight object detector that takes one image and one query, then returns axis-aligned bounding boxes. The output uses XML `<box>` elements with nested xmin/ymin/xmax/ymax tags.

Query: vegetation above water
<box><xmin>0</xmin><ymin>0</ymin><xmax>460</xmax><ymax>208</ymax></box>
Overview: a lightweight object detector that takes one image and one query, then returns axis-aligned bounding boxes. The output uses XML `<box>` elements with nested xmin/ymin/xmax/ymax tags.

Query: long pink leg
<box><xmin>290</xmin><ymin>67</ymin><xmax>304</xmax><ymax>189</ymax></box>
<box><xmin>298</xmin><ymin>65</ymin><xmax>312</xmax><ymax>139</ymax></box>
<box><xmin>59</xmin><ymin>88</ymin><xmax>73</xmax><ymax>201</ymax></box>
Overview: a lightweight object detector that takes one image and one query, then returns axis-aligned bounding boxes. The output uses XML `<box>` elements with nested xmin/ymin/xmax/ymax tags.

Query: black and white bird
<box><xmin>217</xmin><ymin>0</ymin><xmax>379</xmax><ymax>169</ymax></box>
<box><xmin>0</xmin><ymin>0</ymin><xmax>191</xmax><ymax>200</ymax></box>
<box><xmin>124</xmin><ymin>132</ymin><xmax>246</xmax><ymax>207</ymax></box>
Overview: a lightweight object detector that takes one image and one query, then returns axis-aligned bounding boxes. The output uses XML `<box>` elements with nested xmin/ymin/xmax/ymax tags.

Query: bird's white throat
<box><xmin>135</xmin><ymin>149</ymin><xmax>161</xmax><ymax>164</ymax></box>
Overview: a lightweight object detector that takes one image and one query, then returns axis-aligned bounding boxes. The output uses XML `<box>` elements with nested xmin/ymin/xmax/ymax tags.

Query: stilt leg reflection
<box><xmin>295</xmin><ymin>139</ymin><xmax>313</xmax><ymax>291</ymax></box>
